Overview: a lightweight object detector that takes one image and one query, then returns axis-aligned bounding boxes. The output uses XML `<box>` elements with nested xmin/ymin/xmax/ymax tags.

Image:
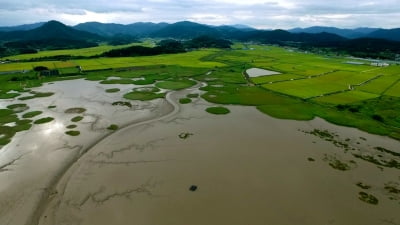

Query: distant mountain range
<box><xmin>73</xmin><ymin>22</ymin><xmax>169</xmax><ymax>37</ymax></box>
<box><xmin>1</xmin><ymin>20</ymin><xmax>399</xmax><ymax>42</ymax></box>
<box><xmin>1</xmin><ymin>20</ymin><xmax>400</xmax><ymax>59</ymax></box>
<box><xmin>0</xmin><ymin>22</ymin><xmax>46</xmax><ymax>32</ymax></box>
<box><xmin>0</xmin><ymin>21</ymin><xmax>102</xmax><ymax>41</ymax></box>
<box><xmin>288</xmin><ymin>26</ymin><xmax>400</xmax><ymax>41</ymax></box>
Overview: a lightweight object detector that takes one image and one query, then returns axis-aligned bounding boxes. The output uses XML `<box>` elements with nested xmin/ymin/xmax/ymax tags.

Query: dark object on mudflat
<box><xmin>189</xmin><ymin>185</ymin><xmax>198</xmax><ymax>192</ymax></box>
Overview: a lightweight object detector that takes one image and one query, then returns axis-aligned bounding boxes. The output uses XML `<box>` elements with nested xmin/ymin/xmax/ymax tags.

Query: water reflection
<box><xmin>42</xmin><ymin>121</ymin><xmax>64</xmax><ymax>136</ymax></box>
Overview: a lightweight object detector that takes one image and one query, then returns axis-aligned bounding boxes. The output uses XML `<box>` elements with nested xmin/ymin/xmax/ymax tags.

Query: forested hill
<box><xmin>1</xmin><ymin>20</ymin><xmax>400</xmax><ymax>60</ymax></box>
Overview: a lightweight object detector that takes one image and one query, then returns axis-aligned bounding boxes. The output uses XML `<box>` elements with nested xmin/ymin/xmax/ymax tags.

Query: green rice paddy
<box><xmin>0</xmin><ymin>42</ymin><xmax>399</xmax><ymax>140</ymax></box>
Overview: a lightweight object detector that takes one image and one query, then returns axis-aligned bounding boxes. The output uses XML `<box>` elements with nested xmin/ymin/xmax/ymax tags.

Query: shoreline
<box><xmin>30</xmin><ymin>82</ymin><xmax>205</xmax><ymax>225</ymax></box>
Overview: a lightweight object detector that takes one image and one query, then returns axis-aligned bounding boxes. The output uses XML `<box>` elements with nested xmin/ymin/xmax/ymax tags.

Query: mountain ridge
<box><xmin>1</xmin><ymin>20</ymin><xmax>399</xmax><ymax>60</ymax></box>
<box><xmin>2</xmin><ymin>21</ymin><xmax>400</xmax><ymax>42</ymax></box>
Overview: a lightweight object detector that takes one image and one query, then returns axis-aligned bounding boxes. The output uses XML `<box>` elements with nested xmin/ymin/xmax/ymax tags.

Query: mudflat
<box><xmin>40</xmin><ymin>86</ymin><xmax>400</xmax><ymax>225</ymax></box>
<box><xmin>0</xmin><ymin>79</ymin><xmax>399</xmax><ymax>225</ymax></box>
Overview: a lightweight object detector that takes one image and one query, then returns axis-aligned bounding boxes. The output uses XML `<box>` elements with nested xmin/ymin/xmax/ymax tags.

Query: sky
<box><xmin>0</xmin><ymin>0</ymin><xmax>399</xmax><ymax>29</ymax></box>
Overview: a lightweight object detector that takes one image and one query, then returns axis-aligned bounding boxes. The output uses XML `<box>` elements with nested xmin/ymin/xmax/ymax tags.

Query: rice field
<box><xmin>261</xmin><ymin>71</ymin><xmax>379</xmax><ymax>99</ymax></box>
<box><xmin>384</xmin><ymin>80</ymin><xmax>400</xmax><ymax>97</ymax></box>
<box><xmin>251</xmin><ymin>74</ymin><xmax>303</xmax><ymax>84</ymax></box>
<box><xmin>74</xmin><ymin>50</ymin><xmax>225</xmax><ymax>70</ymax></box>
<box><xmin>1</xmin><ymin>43</ymin><xmax>146</xmax><ymax>61</ymax></box>
<box><xmin>0</xmin><ymin>43</ymin><xmax>399</xmax><ymax>139</ymax></box>
<box><xmin>313</xmin><ymin>90</ymin><xmax>380</xmax><ymax>104</ymax></box>
<box><xmin>356</xmin><ymin>75</ymin><xmax>400</xmax><ymax>94</ymax></box>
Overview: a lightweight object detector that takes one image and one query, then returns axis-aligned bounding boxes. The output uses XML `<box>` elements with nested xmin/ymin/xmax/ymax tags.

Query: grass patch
<box><xmin>0</xmin><ymin>92</ymin><xmax>21</xmax><ymax>99</ymax></box>
<box><xmin>179</xmin><ymin>132</ymin><xmax>193</xmax><ymax>139</ymax></box>
<box><xmin>107</xmin><ymin>124</ymin><xmax>119</xmax><ymax>131</ymax></box>
<box><xmin>206</xmin><ymin>106</ymin><xmax>230</xmax><ymax>115</ymax></box>
<box><xmin>179</xmin><ymin>98</ymin><xmax>192</xmax><ymax>104</ymax></box>
<box><xmin>0</xmin><ymin>109</ymin><xmax>18</xmax><ymax>124</ymax></box>
<box><xmin>48</xmin><ymin>105</ymin><xmax>56</xmax><ymax>109</ymax></box>
<box><xmin>71</xmin><ymin>116</ymin><xmax>83</xmax><ymax>122</ymax></box>
<box><xmin>133</xmin><ymin>87</ymin><xmax>160</xmax><ymax>92</ymax></box>
<box><xmin>112</xmin><ymin>101</ymin><xmax>132</xmax><ymax>108</ymax></box>
<box><xmin>22</xmin><ymin>111</ymin><xmax>42</xmax><ymax>118</ymax></box>
<box><xmin>313</xmin><ymin>91</ymin><xmax>379</xmax><ymax>104</ymax></box>
<box><xmin>132</xmin><ymin>78</ymin><xmax>156</xmax><ymax>85</ymax></box>
<box><xmin>155</xmin><ymin>79</ymin><xmax>196</xmax><ymax>90</ymax></box>
<box><xmin>65</xmin><ymin>130</ymin><xmax>80</xmax><ymax>136</ymax></box>
<box><xmin>18</xmin><ymin>91</ymin><xmax>54</xmax><ymax>100</ymax></box>
<box><xmin>187</xmin><ymin>93</ymin><xmax>199</xmax><ymax>98</ymax></box>
<box><xmin>65</xmin><ymin>107</ymin><xmax>86</xmax><ymax>113</ymax></box>
<box><xmin>358</xmin><ymin>192</ymin><xmax>379</xmax><ymax>205</ymax></box>
<box><xmin>66</xmin><ymin>124</ymin><xmax>77</xmax><ymax>129</ymax></box>
<box><xmin>0</xmin><ymin>125</ymin><xmax>17</xmax><ymax>145</ymax></box>
<box><xmin>101</xmin><ymin>79</ymin><xmax>133</xmax><ymax>85</ymax></box>
<box><xmin>123</xmin><ymin>91</ymin><xmax>165</xmax><ymax>101</ymax></box>
<box><xmin>7</xmin><ymin>103</ymin><xmax>29</xmax><ymax>113</ymax></box>
<box><xmin>34</xmin><ymin>117</ymin><xmax>54</xmax><ymax>124</ymax></box>
<box><xmin>105</xmin><ymin>88</ymin><xmax>120</xmax><ymax>93</ymax></box>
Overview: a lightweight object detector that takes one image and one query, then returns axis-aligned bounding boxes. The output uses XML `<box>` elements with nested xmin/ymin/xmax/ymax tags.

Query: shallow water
<box><xmin>0</xmin><ymin>79</ymin><xmax>171</xmax><ymax>225</ymax></box>
<box><xmin>38</xmin><ymin>88</ymin><xmax>400</xmax><ymax>225</ymax></box>
<box><xmin>246</xmin><ymin>68</ymin><xmax>280</xmax><ymax>77</ymax></box>
<box><xmin>0</xmin><ymin>79</ymin><xmax>399</xmax><ymax>225</ymax></box>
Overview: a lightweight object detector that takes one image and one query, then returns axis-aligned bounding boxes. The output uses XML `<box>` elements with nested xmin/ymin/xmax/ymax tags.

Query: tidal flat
<box><xmin>0</xmin><ymin>78</ymin><xmax>398</xmax><ymax>225</ymax></box>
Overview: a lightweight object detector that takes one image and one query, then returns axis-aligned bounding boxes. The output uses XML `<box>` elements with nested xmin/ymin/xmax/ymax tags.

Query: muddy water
<box><xmin>37</xmin><ymin>89</ymin><xmax>400</xmax><ymax>225</ymax></box>
<box><xmin>0</xmin><ymin>79</ymin><xmax>172</xmax><ymax>225</ymax></box>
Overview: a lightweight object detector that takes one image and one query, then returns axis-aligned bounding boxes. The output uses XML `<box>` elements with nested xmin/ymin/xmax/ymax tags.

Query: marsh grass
<box><xmin>155</xmin><ymin>79</ymin><xmax>196</xmax><ymax>90</ymax></box>
<box><xmin>107</xmin><ymin>124</ymin><xmax>119</xmax><ymax>131</ymax></box>
<box><xmin>66</xmin><ymin>124</ymin><xmax>77</xmax><ymax>129</ymax></box>
<box><xmin>71</xmin><ymin>116</ymin><xmax>83</xmax><ymax>122</ymax></box>
<box><xmin>65</xmin><ymin>107</ymin><xmax>86</xmax><ymax>114</ymax></box>
<box><xmin>206</xmin><ymin>106</ymin><xmax>230</xmax><ymax>115</ymax></box>
<box><xmin>65</xmin><ymin>130</ymin><xmax>80</xmax><ymax>136</ymax></box>
<box><xmin>22</xmin><ymin>111</ymin><xmax>42</xmax><ymax>118</ymax></box>
<box><xmin>34</xmin><ymin>117</ymin><xmax>54</xmax><ymax>124</ymax></box>
<box><xmin>19</xmin><ymin>91</ymin><xmax>54</xmax><ymax>100</ymax></box>
<box><xmin>123</xmin><ymin>91</ymin><xmax>165</xmax><ymax>101</ymax></box>
<box><xmin>105</xmin><ymin>88</ymin><xmax>120</xmax><ymax>93</ymax></box>
<box><xmin>179</xmin><ymin>98</ymin><xmax>192</xmax><ymax>104</ymax></box>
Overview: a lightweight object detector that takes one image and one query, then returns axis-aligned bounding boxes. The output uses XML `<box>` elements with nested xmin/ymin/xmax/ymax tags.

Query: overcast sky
<box><xmin>0</xmin><ymin>0</ymin><xmax>399</xmax><ymax>29</ymax></box>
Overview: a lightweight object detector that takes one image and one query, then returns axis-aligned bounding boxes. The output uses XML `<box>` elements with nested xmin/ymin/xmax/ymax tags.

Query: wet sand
<box><xmin>1</xmin><ymin>79</ymin><xmax>399</xmax><ymax>225</ymax></box>
<box><xmin>40</xmin><ymin>89</ymin><xmax>399</xmax><ymax>225</ymax></box>
<box><xmin>0</xmin><ymin>79</ymin><xmax>172</xmax><ymax>225</ymax></box>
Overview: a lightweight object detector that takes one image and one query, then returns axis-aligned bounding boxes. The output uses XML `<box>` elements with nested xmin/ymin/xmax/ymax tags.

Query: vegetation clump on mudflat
<box><xmin>34</xmin><ymin>117</ymin><xmax>54</xmax><ymax>124</ymax></box>
<box><xmin>66</xmin><ymin>124</ymin><xmax>77</xmax><ymax>129</ymax></box>
<box><xmin>358</xmin><ymin>192</ymin><xmax>379</xmax><ymax>205</ymax></box>
<box><xmin>179</xmin><ymin>98</ymin><xmax>192</xmax><ymax>104</ymax></box>
<box><xmin>206</xmin><ymin>106</ymin><xmax>230</xmax><ymax>115</ymax></box>
<box><xmin>65</xmin><ymin>130</ymin><xmax>80</xmax><ymax>136</ymax></box>
<box><xmin>179</xmin><ymin>132</ymin><xmax>193</xmax><ymax>139</ymax></box>
<box><xmin>155</xmin><ymin>79</ymin><xmax>196</xmax><ymax>90</ymax></box>
<box><xmin>65</xmin><ymin>107</ymin><xmax>86</xmax><ymax>114</ymax></box>
<box><xmin>18</xmin><ymin>91</ymin><xmax>54</xmax><ymax>100</ymax></box>
<box><xmin>105</xmin><ymin>88</ymin><xmax>120</xmax><ymax>93</ymax></box>
<box><xmin>7</xmin><ymin>103</ymin><xmax>29</xmax><ymax>113</ymax></box>
<box><xmin>71</xmin><ymin>116</ymin><xmax>84</xmax><ymax>122</ymax></box>
<box><xmin>22</xmin><ymin>111</ymin><xmax>42</xmax><ymax>118</ymax></box>
<box><xmin>107</xmin><ymin>124</ymin><xmax>119</xmax><ymax>131</ymax></box>
<box><xmin>112</xmin><ymin>101</ymin><xmax>132</xmax><ymax>108</ymax></box>
<box><xmin>123</xmin><ymin>91</ymin><xmax>165</xmax><ymax>101</ymax></box>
